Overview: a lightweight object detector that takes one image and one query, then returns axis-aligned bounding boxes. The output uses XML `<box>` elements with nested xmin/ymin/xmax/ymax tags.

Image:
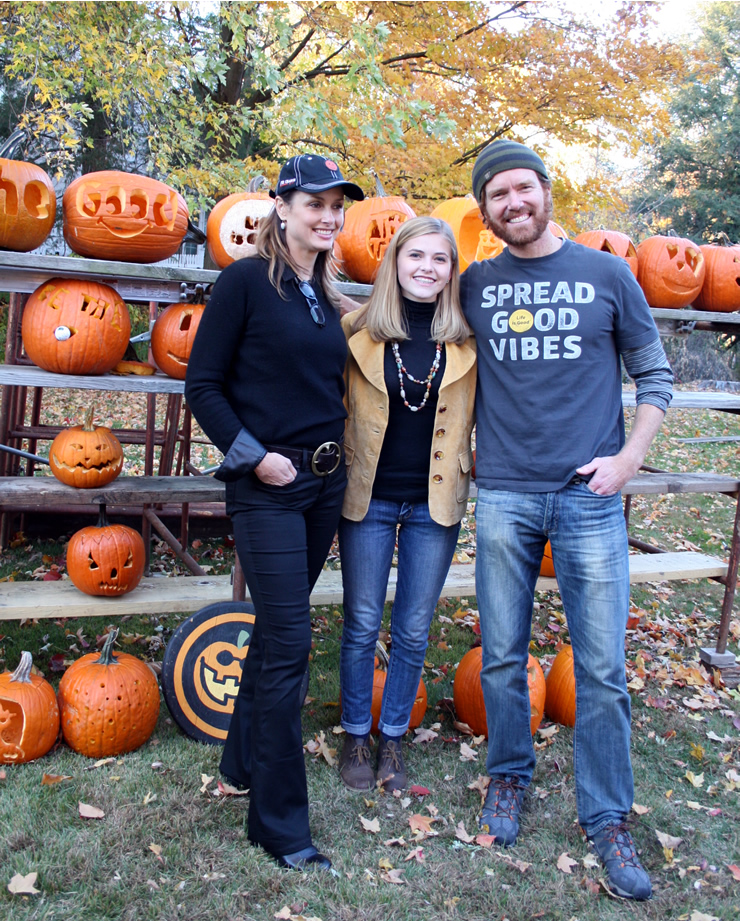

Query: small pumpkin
<box><xmin>206</xmin><ymin>177</ymin><xmax>273</xmax><ymax>268</ymax></box>
<box><xmin>0</xmin><ymin>651</ymin><xmax>60</xmax><ymax>763</ymax></box>
<box><xmin>22</xmin><ymin>276</ymin><xmax>132</xmax><ymax>375</ymax></box>
<box><xmin>370</xmin><ymin>641</ymin><xmax>426</xmax><ymax>735</ymax></box>
<box><xmin>453</xmin><ymin>647</ymin><xmax>546</xmax><ymax>736</ymax></box>
<box><xmin>66</xmin><ymin>505</ymin><xmax>145</xmax><ymax>597</ymax></box>
<box><xmin>693</xmin><ymin>237</ymin><xmax>740</xmax><ymax>313</ymax></box>
<box><xmin>63</xmin><ymin>170</ymin><xmax>189</xmax><ymax>263</ymax></box>
<box><xmin>636</xmin><ymin>233</ymin><xmax>706</xmax><ymax>308</ymax></box>
<box><xmin>545</xmin><ymin>644</ymin><xmax>576</xmax><ymax>727</ymax></box>
<box><xmin>150</xmin><ymin>301</ymin><xmax>206</xmax><ymax>379</ymax></box>
<box><xmin>58</xmin><ymin>628</ymin><xmax>160</xmax><ymax>757</ymax></box>
<box><xmin>0</xmin><ymin>155</ymin><xmax>57</xmax><ymax>253</ymax></box>
<box><xmin>430</xmin><ymin>195</ymin><xmax>504</xmax><ymax>272</ymax></box>
<box><xmin>336</xmin><ymin>174</ymin><xmax>415</xmax><ymax>283</ymax></box>
<box><xmin>574</xmin><ymin>229</ymin><xmax>638</xmax><ymax>277</ymax></box>
<box><xmin>49</xmin><ymin>405</ymin><xmax>124</xmax><ymax>488</ymax></box>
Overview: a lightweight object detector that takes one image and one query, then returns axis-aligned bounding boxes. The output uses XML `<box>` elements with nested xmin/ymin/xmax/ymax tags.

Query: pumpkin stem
<box><xmin>95</xmin><ymin>627</ymin><xmax>120</xmax><ymax>666</ymax></box>
<box><xmin>97</xmin><ymin>503</ymin><xmax>110</xmax><ymax>528</ymax></box>
<box><xmin>370</xmin><ymin>169</ymin><xmax>387</xmax><ymax>198</ymax></box>
<box><xmin>375</xmin><ymin>639</ymin><xmax>389</xmax><ymax>670</ymax></box>
<box><xmin>718</xmin><ymin>231</ymin><xmax>733</xmax><ymax>247</ymax></box>
<box><xmin>10</xmin><ymin>651</ymin><xmax>34</xmax><ymax>683</ymax></box>
<box><xmin>247</xmin><ymin>175</ymin><xmax>269</xmax><ymax>193</ymax></box>
<box><xmin>82</xmin><ymin>404</ymin><xmax>96</xmax><ymax>432</ymax></box>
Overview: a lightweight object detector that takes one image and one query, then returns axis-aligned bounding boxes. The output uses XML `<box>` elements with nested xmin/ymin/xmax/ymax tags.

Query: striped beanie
<box><xmin>471</xmin><ymin>140</ymin><xmax>550</xmax><ymax>203</ymax></box>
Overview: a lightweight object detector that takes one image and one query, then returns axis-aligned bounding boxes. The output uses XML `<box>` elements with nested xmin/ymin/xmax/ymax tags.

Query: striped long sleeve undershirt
<box><xmin>621</xmin><ymin>337</ymin><xmax>674</xmax><ymax>413</ymax></box>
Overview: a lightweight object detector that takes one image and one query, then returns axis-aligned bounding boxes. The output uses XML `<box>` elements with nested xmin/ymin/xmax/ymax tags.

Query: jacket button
<box><xmin>439</xmin><ymin>405</ymin><xmax>447</xmax><ymax>413</ymax></box>
<box><xmin>435</xmin><ymin>428</ymin><xmax>445</xmax><ymax>437</ymax></box>
<box><xmin>433</xmin><ymin>474</ymin><xmax>443</xmax><ymax>484</ymax></box>
<box><xmin>434</xmin><ymin>451</ymin><xmax>444</xmax><ymax>460</ymax></box>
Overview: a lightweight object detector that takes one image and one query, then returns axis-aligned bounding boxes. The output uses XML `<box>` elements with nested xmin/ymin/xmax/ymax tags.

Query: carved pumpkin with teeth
<box><xmin>63</xmin><ymin>169</ymin><xmax>189</xmax><ymax>263</ymax></box>
<box><xmin>150</xmin><ymin>301</ymin><xmax>206</xmax><ymax>379</ymax></box>
<box><xmin>206</xmin><ymin>178</ymin><xmax>273</xmax><ymax>268</ymax></box>
<box><xmin>49</xmin><ymin>406</ymin><xmax>124</xmax><ymax>488</ymax></box>
<box><xmin>66</xmin><ymin>506</ymin><xmax>145</xmax><ymax>597</ymax></box>
<box><xmin>22</xmin><ymin>277</ymin><xmax>131</xmax><ymax>374</ymax></box>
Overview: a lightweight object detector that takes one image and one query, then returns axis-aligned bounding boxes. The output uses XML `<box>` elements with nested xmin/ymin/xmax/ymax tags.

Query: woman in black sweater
<box><xmin>185</xmin><ymin>154</ymin><xmax>363</xmax><ymax>871</ymax></box>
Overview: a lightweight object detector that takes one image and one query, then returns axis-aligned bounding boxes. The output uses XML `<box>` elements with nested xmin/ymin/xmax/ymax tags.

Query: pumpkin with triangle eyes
<box><xmin>49</xmin><ymin>407</ymin><xmax>123</xmax><ymax>488</ymax></box>
<box><xmin>66</xmin><ymin>508</ymin><xmax>145</xmax><ymax>597</ymax></box>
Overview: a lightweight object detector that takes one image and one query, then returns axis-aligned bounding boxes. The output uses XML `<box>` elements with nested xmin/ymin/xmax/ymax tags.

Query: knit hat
<box><xmin>270</xmin><ymin>154</ymin><xmax>364</xmax><ymax>201</ymax></box>
<box><xmin>471</xmin><ymin>140</ymin><xmax>550</xmax><ymax>203</ymax></box>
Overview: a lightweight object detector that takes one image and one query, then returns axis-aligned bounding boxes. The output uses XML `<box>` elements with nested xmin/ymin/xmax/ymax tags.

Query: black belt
<box><xmin>568</xmin><ymin>473</ymin><xmax>593</xmax><ymax>485</ymax></box>
<box><xmin>263</xmin><ymin>440</ymin><xmax>343</xmax><ymax>476</ymax></box>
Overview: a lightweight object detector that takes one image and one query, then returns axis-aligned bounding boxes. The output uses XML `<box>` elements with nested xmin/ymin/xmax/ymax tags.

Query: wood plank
<box><xmin>0</xmin><ymin>364</ymin><xmax>185</xmax><ymax>393</ymax></box>
<box><xmin>0</xmin><ymin>475</ymin><xmax>225</xmax><ymax>505</ymax></box>
<box><xmin>622</xmin><ymin>390</ymin><xmax>740</xmax><ymax>412</ymax></box>
<box><xmin>622</xmin><ymin>471</ymin><xmax>740</xmax><ymax>495</ymax></box>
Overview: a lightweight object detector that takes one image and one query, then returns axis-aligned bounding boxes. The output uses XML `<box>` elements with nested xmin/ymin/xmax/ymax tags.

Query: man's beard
<box><xmin>485</xmin><ymin>191</ymin><xmax>553</xmax><ymax>248</ymax></box>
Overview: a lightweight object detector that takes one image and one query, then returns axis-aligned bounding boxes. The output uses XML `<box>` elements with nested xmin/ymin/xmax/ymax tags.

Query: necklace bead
<box><xmin>391</xmin><ymin>340</ymin><xmax>442</xmax><ymax>412</ymax></box>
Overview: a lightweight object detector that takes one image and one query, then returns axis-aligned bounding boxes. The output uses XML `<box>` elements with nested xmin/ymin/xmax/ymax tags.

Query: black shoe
<box><xmin>274</xmin><ymin>845</ymin><xmax>332</xmax><ymax>871</ymax></box>
<box><xmin>220</xmin><ymin>772</ymin><xmax>249</xmax><ymax>792</ymax></box>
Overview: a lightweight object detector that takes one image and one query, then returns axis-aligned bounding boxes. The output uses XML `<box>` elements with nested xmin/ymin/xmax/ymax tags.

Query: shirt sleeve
<box><xmin>621</xmin><ymin>337</ymin><xmax>674</xmax><ymax>413</ymax></box>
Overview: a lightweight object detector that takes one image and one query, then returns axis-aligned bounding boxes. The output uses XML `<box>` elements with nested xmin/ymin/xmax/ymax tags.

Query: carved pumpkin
<box><xmin>453</xmin><ymin>647</ymin><xmax>546</xmax><ymax>736</ymax></box>
<box><xmin>549</xmin><ymin>220</ymin><xmax>569</xmax><ymax>240</ymax></box>
<box><xmin>206</xmin><ymin>178</ymin><xmax>273</xmax><ymax>268</ymax></box>
<box><xmin>574</xmin><ymin>229</ymin><xmax>638</xmax><ymax>277</ymax></box>
<box><xmin>430</xmin><ymin>195</ymin><xmax>505</xmax><ymax>272</ymax></box>
<box><xmin>58</xmin><ymin>628</ymin><xmax>160</xmax><ymax>757</ymax></box>
<box><xmin>63</xmin><ymin>170</ymin><xmax>189</xmax><ymax>263</ymax></box>
<box><xmin>22</xmin><ymin>277</ymin><xmax>131</xmax><ymax>375</ymax></box>
<box><xmin>49</xmin><ymin>405</ymin><xmax>123</xmax><ymax>488</ymax></box>
<box><xmin>336</xmin><ymin>176</ymin><xmax>415</xmax><ymax>283</ymax></box>
<box><xmin>66</xmin><ymin>506</ymin><xmax>145</xmax><ymax>597</ymax></box>
<box><xmin>694</xmin><ymin>240</ymin><xmax>740</xmax><ymax>313</ymax></box>
<box><xmin>150</xmin><ymin>301</ymin><xmax>206</xmax><ymax>379</ymax></box>
<box><xmin>636</xmin><ymin>233</ymin><xmax>706</xmax><ymax>308</ymax></box>
<box><xmin>370</xmin><ymin>641</ymin><xmax>426</xmax><ymax>735</ymax></box>
<box><xmin>0</xmin><ymin>157</ymin><xmax>57</xmax><ymax>252</ymax></box>
<box><xmin>0</xmin><ymin>651</ymin><xmax>60</xmax><ymax>763</ymax></box>
<box><xmin>545</xmin><ymin>644</ymin><xmax>576</xmax><ymax>727</ymax></box>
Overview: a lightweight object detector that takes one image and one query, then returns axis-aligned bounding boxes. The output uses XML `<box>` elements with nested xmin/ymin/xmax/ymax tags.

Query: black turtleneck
<box><xmin>372</xmin><ymin>297</ymin><xmax>447</xmax><ymax>503</ymax></box>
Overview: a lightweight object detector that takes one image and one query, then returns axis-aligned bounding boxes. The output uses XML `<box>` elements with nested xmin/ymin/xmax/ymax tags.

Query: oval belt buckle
<box><xmin>311</xmin><ymin>441</ymin><xmax>341</xmax><ymax>477</ymax></box>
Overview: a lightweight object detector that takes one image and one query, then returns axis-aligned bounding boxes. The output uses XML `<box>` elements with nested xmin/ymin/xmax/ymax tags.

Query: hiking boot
<box><xmin>479</xmin><ymin>776</ymin><xmax>526</xmax><ymax>846</ymax></box>
<box><xmin>339</xmin><ymin>734</ymin><xmax>375</xmax><ymax>791</ymax></box>
<box><xmin>376</xmin><ymin>737</ymin><xmax>407</xmax><ymax>792</ymax></box>
<box><xmin>589</xmin><ymin>822</ymin><xmax>652</xmax><ymax>900</ymax></box>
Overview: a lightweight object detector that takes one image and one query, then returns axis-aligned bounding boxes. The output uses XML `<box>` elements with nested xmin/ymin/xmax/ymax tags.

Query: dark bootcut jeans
<box><xmin>220</xmin><ymin>464</ymin><xmax>346</xmax><ymax>856</ymax></box>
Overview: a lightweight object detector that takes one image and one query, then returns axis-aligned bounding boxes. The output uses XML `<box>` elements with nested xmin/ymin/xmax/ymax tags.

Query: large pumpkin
<box><xmin>453</xmin><ymin>647</ymin><xmax>546</xmax><ymax>736</ymax></box>
<box><xmin>336</xmin><ymin>175</ymin><xmax>415</xmax><ymax>283</ymax></box>
<box><xmin>0</xmin><ymin>157</ymin><xmax>57</xmax><ymax>252</ymax></box>
<box><xmin>0</xmin><ymin>651</ymin><xmax>60</xmax><ymax>764</ymax></box>
<box><xmin>22</xmin><ymin>277</ymin><xmax>131</xmax><ymax>374</ymax></box>
<box><xmin>545</xmin><ymin>644</ymin><xmax>576</xmax><ymax>727</ymax></box>
<box><xmin>430</xmin><ymin>195</ymin><xmax>504</xmax><ymax>272</ymax></box>
<box><xmin>66</xmin><ymin>506</ymin><xmax>145</xmax><ymax>597</ymax></box>
<box><xmin>49</xmin><ymin>405</ymin><xmax>123</xmax><ymax>488</ymax></box>
<box><xmin>636</xmin><ymin>233</ymin><xmax>706</xmax><ymax>308</ymax></box>
<box><xmin>574</xmin><ymin>229</ymin><xmax>638</xmax><ymax>278</ymax></box>
<box><xmin>206</xmin><ymin>178</ymin><xmax>273</xmax><ymax>268</ymax></box>
<box><xmin>369</xmin><ymin>641</ymin><xmax>426</xmax><ymax>735</ymax></box>
<box><xmin>150</xmin><ymin>301</ymin><xmax>206</xmax><ymax>379</ymax></box>
<box><xmin>693</xmin><ymin>240</ymin><xmax>740</xmax><ymax>313</ymax></box>
<box><xmin>58</xmin><ymin>628</ymin><xmax>160</xmax><ymax>757</ymax></box>
<box><xmin>63</xmin><ymin>170</ymin><xmax>189</xmax><ymax>263</ymax></box>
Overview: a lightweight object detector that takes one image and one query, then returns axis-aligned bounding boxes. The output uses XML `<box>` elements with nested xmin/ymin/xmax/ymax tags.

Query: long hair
<box><xmin>349</xmin><ymin>216</ymin><xmax>470</xmax><ymax>344</ymax></box>
<box><xmin>254</xmin><ymin>190</ymin><xmax>341</xmax><ymax>308</ymax></box>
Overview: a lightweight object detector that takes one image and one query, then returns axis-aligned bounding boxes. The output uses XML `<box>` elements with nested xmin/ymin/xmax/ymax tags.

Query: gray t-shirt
<box><xmin>461</xmin><ymin>240</ymin><xmax>659</xmax><ymax>491</ymax></box>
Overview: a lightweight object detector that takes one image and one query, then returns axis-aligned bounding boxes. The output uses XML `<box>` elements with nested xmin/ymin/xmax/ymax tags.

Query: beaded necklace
<box><xmin>391</xmin><ymin>340</ymin><xmax>443</xmax><ymax>412</ymax></box>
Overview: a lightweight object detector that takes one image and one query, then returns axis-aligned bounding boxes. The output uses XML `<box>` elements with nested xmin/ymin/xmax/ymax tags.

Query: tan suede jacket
<box><xmin>341</xmin><ymin>314</ymin><xmax>476</xmax><ymax>527</ymax></box>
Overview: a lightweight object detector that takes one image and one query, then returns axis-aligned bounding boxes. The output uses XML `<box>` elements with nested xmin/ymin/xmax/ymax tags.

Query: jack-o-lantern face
<box><xmin>575</xmin><ymin>229</ymin><xmax>638</xmax><ymax>277</ymax></box>
<box><xmin>0</xmin><ymin>652</ymin><xmax>60</xmax><ymax>763</ymax></box>
<box><xmin>337</xmin><ymin>194</ymin><xmax>416</xmax><ymax>283</ymax></box>
<box><xmin>430</xmin><ymin>196</ymin><xmax>503</xmax><ymax>272</ymax></box>
<box><xmin>63</xmin><ymin>170</ymin><xmax>189</xmax><ymax>263</ymax></box>
<box><xmin>49</xmin><ymin>407</ymin><xmax>124</xmax><ymax>488</ymax></box>
<box><xmin>22</xmin><ymin>277</ymin><xmax>132</xmax><ymax>375</ymax></box>
<box><xmin>475</xmin><ymin>229</ymin><xmax>505</xmax><ymax>262</ymax></box>
<box><xmin>694</xmin><ymin>242</ymin><xmax>740</xmax><ymax>313</ymax></box>
<box><xmin>0</xmin><ymin>157</ymin><xmax>57</xmax><ymax>253</ymax></box>
<box><xmin>66</xmin><ymin>522</ymin><xmax>145</xmax><ymax>596</ymax></box>
<box><xmin>150</xmin><ymin>302</ymin><xmax>206</xmax><ymax>379</ymax></box>
<box><xmin>637</xmin><ymin>234</ymin><xmax>706</xmax><ymax>308</ymax></box>
<box><xmin>194</xmin><ymin>634</ymin><xmax>249</xmax><ymax>714</ymax></box>
<box><xmin>0</xmin><ymin>697</ymin><xmax>24</xmax><ymax>762</ymax></box>
<box><xmin>206</xmin><ymin>192</ymin><xmax>274</xmax><ymax>268</ymax></box>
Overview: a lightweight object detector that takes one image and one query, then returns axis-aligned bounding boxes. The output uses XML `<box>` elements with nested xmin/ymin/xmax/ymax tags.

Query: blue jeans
<box><xmin>339</xmin><ymin>499</ymin><xmax>460</xmax><ymax>737</ymax></box>
<box><xmin>475</xmin><ymin>481</ymin><xmax>633</xmax><ymax>836</ymax></box>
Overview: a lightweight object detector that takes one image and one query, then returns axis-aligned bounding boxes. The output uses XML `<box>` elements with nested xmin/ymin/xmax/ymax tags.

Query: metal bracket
<box><xmin>179</xmin><ymin>282</ymin><xmax>209</xmax><ymax>303</ymax></box>
<box><xmin>677</xmin><ymin>319</ymin><xmax>697</xmax><ymax>335</ymax></box>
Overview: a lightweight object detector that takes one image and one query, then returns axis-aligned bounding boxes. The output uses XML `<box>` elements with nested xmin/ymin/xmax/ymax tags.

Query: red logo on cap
<box><xmin>325</xmin><ymin>160</ymin><xmax>339</xmax><ymax>171</ymax></box>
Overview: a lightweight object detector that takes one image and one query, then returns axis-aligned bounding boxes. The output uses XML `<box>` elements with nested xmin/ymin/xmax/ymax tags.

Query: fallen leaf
<box><xmin>474</xmin><ymin>833</ymin><xmax>494</xmax><ymax>848</ymax></box>
<box><xmin>218</xmin><ymin>779</ymin><xmax>249</xmax><ymax>796</ymax></box>
<box><xmin>142</xmin><ymin>791</ymin><xmax>157</xmax><ymax>805</ymax></box>
<box><xmin>467</xmin><ymin>775</ymin><xmax>489</xmax><ymax>798</ymax></box>
<box><xmin>359</xmin><ymin>815</ymin><xmax>380</xmax><ymax>834</ymax></box>
<box><xmin>200</xmin><ymin>773</ymin><xmax>214</xmax><ymax>794</ymax></box>
<box><xmin>557</xmin><ymin>852</ymin><xmax>578</xmax><ymax>874</ymax></box>
<box><xmin>408</xmin><ymin>814</ymin><xmax>438</xmax><ymax>837</ymax></box>
<box><xmin>408</xmin><ymin>785</ymin><xmax>430</xmax><ymax>797</ymax></box>
<box><xmin>149</xmin><ymin>843</ymin><xmax>162</xmax><ymax>856</ymax></box>
<box><xmin>405</xmin><ymin>846</ymin><xmax>425</xmax><ymax>863</ymax></box>
<box><xmin>412</xmin><ymin>727</ymin><xmax>438</xmax><ymax>744</ymax></box>
<box><xmin>8</xmin><ymin>872</ymin><xmax>40</xmax><ymax>895</ymax></box>
<box><xmin>41</xmin><ymin>773</ymin><xmax>72</xmax><ymax>785</ymax></box>
<box><xmin>378</xmin><ymin>857</ymin><xmax>394</xmax><ymax>871</ymax></box>
<box><xmin>689</xmin><ymin>912</ymin><xmax>720</xmax><ymax>921</ymax></box>
<box><xmin>727</xmin><ymin>863</ymin><xmax>740</xmax><ymax>881</ymax></box>
<box><xmin>685</xmin><ymin>770</ymin><xmax>704</xmax><ymax>788</ymax></box>
<box><xmin>631</xmin><ymin>803</ymin><xmax>650</xmax><ymax>815</ymax></box>
<box><xmin>582</xmin><ymin>853</ymin><xmax>600</xmax><ymax>869</ymax></box>
<box><xmin>459</xmin><ymin>741</ymin><xmax>478</xmax><ymax>762</ymax></box>
<box><xmin>379</xmin><ymin>868</ymin><xmax>406</xmax><ymax>885</ymax></box>
<box><xmin>656</xmin><ymin>829</ymin><xmax>683</xmax><ymax>849</ymax></box>
<box><xmin>455</xmin><ymin>821</ymin><xmax>475</xmax><ymax>843</ymax></box>
<box><xmin>382</xmin><ymin>837</ymin><xmax>407</xmax><ymax>847</ymax></box>
<box><xmin>78</xmin><ymin>802</ymin><xmax>105</xmax><ymax>820</ymax></box>
<box><xmin>537</xmin><ymin>724</ymin><xmax>559</xmax><ymax>739</ymax></box>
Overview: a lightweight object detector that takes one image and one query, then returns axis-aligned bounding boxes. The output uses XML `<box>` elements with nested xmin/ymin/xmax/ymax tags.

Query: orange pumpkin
<box><xmin>63</xmin><ymin>170</ymin><xmax>189</xmax><ymax>263</ymax></box>
<box><xmin>58</xmin><ymin>628</ymin><xmax>160</xmax><ymax>757</ymax></box>
<box><xmin>0</xmin><ymin>157</ymin><xmax>57</xmax><ymax>252</ymax></box>
<box><xmin>540</xmin><ymin>540</ymin><xmax>555</xmax><ymax>578</ymax></box>
<box><xmin>430</xmin><ymin>195</ymin><xmax>504</xmax><ymax>271</ymax></box>
<box><xmin>545</xmin><ymin>644</ymin><xmax>576</xmax><ymax>727</ymax></box>
<box><xmin>336</xmin><ymin>175</ymin><xmax>415</xmax><ymax>283</ymax></box>
<box><xmin>49</xmin><ymin>405</ymin><xmax>123</xmax><ymax>488</ymax></box>
<box><xmin>636</xmin><ymin>233</ymin><xmax>706</xmax><ymax>308</ymax></box>
<box><xmin>574</xmin><ymin>229</ymin><xmax>638</xmax><ymax>277</ymax></box>
<box><xmin>370</xmin><ymin>641</ymin><xmax>426</xmax><ymax>735</ymax></box>
<box><xmin>22</xmin><ymin>277</ymin><xmax>131</xmax><ymax>375</ymax></box>
<box><xmin>453</xmin><ymin>647</ymin><xmax>546</xmax><ymax>736</ymax></box>
<box><xmin>0</xmin><ymin>651</ymin><xmax>60</xmax><ymax>763</ymax></box>
<box><xmin>549</xmin><ymin>220</ymin><xmax>569</xmax><ymax>240</ymax></box>
<box><xmin>693</xmin><ymin>240</ymin><xmax>740</xmax><ymax>313</ymax></box>
<box><xmin>66</xmin><ymin>506</ymin><xmax>145</xmax><ymax>597</ymax></box>
<box><xmin>206</xmin><ymin>178</ymin><xmax>273</xmax><ymax>268</ymax></box>
<box><xmin>150</xmin><ymin>301</ymin><xmax>206</xmax><ymax>379</ymax></box>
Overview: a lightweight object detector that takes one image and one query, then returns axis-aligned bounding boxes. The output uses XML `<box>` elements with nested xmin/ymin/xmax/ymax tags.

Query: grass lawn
<box><xmin>0</xmin><ymin>397</ymin><xmax>739</xmax><ymax>921</ymax></box>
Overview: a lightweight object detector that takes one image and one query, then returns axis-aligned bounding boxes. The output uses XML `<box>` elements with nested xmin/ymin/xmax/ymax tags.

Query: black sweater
<box><xmin>185</xmin><ymin>257</ymin><xmax>347</xmax><ymax>456</ymax></box>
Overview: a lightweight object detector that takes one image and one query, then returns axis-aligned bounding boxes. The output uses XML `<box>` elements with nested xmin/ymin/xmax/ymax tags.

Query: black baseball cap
<box><xmin>270</xmin><ymin>154</ymin><xmax>364</xmax><ymax>201</ymax></box>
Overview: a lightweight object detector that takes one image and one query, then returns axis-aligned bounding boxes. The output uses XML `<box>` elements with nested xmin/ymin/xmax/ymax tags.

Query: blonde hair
<box><xmin>350</xmin><ymin>216</ymin><xmax>470</xmax><ymax>344</ymax></box>
<box><xmin>254</xmin><ymin>191</ymin><xmax>341</xmax><ymax>308</ymax></box>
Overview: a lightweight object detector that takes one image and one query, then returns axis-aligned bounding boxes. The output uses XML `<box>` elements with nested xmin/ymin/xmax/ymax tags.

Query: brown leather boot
<box><xmin>376</xmin><ymin>737</ymin><xmax>407</xmax><ymax>792</ymax></box>
<box><xmin>339</xmin><ymin>734</ymin><xmax>375</xmax><ymax>791</ymax></box>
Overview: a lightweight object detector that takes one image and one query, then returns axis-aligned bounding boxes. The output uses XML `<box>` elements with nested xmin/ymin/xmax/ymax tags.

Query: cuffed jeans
<box><xmin>475</xmin><ymin>480</ymin><xmax>633</xmax><ymax>836</ymax></box>
<box><xmin>339</xmin><ymin>499</ymin><xmax>460</xmax><ymax>737</ymax></box>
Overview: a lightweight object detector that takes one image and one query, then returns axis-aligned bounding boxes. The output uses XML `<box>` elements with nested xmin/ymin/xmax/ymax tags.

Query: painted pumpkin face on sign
<box><xmin>0</xmin><ymin>157</ymin><xmax>57</xmax><ymax>252</ymax></box>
